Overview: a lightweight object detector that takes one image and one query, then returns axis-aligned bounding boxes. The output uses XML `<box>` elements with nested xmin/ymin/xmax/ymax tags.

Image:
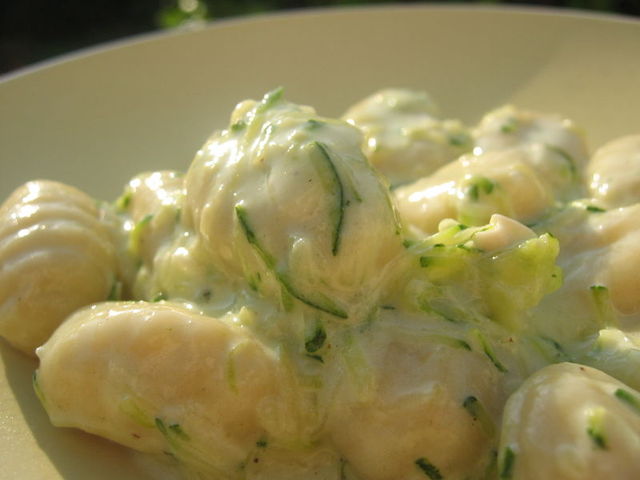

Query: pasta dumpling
<box><xmin>35</xmin><ymin>302</ymin><xmax>294</xmax><ymax>479</ymax></box>
<box><xmin>499</xmin><ymin>362</ymin><xmax>640</xmax><ymax>480</ymax></box>
<box><xmin>394</xmin><ymin>144</ymin><xmax>580</xmax><ymax>234</ymax></box>
<box><xmin>394</xmin><ymin>105</ymin><xmax>588</xmax><ymax>235</ymax></box>
<box><xmin>119</xmin><ymin>170</ymin><xmax>185</xmax><ymax>268</ymax></box>
<box><xmin>472</xmin><ymin>105</ymin><xmax>589</xmax><ymax>168</ymax></box>
<box><xmin>342</xmin><ymin>88</ymin><xmax>472</xmax><ymax>187</ymax></box>
<box><xmin>0</xmin><ymin>180</ymin><xmax>117</xmax><ymax>354</ymax></box>
<box><xmin>329</xmin><ymin>317</ymin><xmax>507</xmax><ymax>480</ymax></box>
<box><xmin>113</xmin><ymin>170</ymin><xmax>188</xmax><ymax>299</ymax></box>
<box><xmin>185</xmin><ymin>89</ymin><xmax>404</xmax><ymax>321</ymax></box>
<box><xmin>587</xmin><ymin>135</ymin><xmax>640</xmax><ymax>208</ymax></box>
<box><xmin>530</xmin><ymin>202</ymin><xmax>640</xmax><ymax>345</ymax></box>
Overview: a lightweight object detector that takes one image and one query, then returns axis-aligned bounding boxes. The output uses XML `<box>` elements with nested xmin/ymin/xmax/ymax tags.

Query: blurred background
<box><xmin>1</xmin><ymin>0</ymin><xmax>639</xmax><ymax>75</ymax></box>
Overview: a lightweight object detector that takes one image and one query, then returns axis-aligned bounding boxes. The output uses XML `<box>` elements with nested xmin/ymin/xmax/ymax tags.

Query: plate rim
<box><xmin>1</xmin><ymin>3</ymin><xmax>638</xmax><ymax>85</ymax></box>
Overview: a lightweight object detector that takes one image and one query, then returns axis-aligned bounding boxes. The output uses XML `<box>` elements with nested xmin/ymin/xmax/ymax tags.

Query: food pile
<box><xmin>1</xmin><ymin>88</ymin><xmax>640</xmax><ymax>479</ymax></box>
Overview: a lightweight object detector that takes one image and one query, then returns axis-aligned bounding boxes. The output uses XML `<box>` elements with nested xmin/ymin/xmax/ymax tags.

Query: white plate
<box><xmin>0</xmin><ymin>5</ymin><xmax>639</xmax><ymax>478</ymax></box>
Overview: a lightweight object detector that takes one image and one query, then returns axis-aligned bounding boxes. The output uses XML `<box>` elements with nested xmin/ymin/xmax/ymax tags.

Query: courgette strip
<box><xmin>311</xmin><ymin>141</ymin><xmax>346</xmax><ymax>256</ymax></box>
<box><xmin>235</xmin><ymin>205</ymin><xmax>347</xmax><ymax>318</ymax></box>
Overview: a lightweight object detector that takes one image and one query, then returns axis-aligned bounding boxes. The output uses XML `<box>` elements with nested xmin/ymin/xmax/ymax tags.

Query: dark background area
<box><xmin>1</xmin><ymin>0</ymin><xmax>639</xmax><ymax>75</ymax></box>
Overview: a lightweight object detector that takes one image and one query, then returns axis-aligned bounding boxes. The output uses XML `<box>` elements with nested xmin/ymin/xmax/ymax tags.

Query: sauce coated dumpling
<box><xmin>394</xmin><ymin>104</ymin><xmax>588</xmax><ymax>235</ymax></box>
<box><xmin>114</xmin><ymin>170</ymin><xmax>189</xmax><ymax>300</ymax></box>
<box><xmin>0</xmin><ymin>180</ymin><xmax>117</xmax><ymax>354</ymax></box>
<box><xmin>395</xmin><ymin>144</ymin><xmax>580</xmax><ymax>234</ymax></box>
<box><xmin>499</xmin><ymin>363</ymin><xmax>640</xmax><ymax>480</ymax></box>
<box><xmin>35</xmin><ymin>302</ymin><xmax>288</xmax><ymax>479</ymax></box>
<box><xmin>328</xmin><ymin>318</ymin><xmax>506</xmax><ymax>480</ymax></box>
<box><xmin>530</xmin><ymin>202</ymin><xmax>640</xmax><ymax>345</ymax></box>
<box><xmin>185</xmin><ymin>89</ymin><xmax>404</xmax><ymax>320</ymax></box>
<box><xmin>472</xmin><ymin>105</ymin><xmax>589</xmax><ymax>168</ymax></box>
<box><xmin>587</xmin><ymin>135</ymin><xmax>640</xmax><ymax>208</ymax></box>
<box><xmin>121</xmin><ymin>170</ymin><xmax>185</xmax><ymax>268</ymax></box>
<box><xmin>342</xmin><ymin>89</ymin><xmax>472</xmax><ymax>187</ymax></box>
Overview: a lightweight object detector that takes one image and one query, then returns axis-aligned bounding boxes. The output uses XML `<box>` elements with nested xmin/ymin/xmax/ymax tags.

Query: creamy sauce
<box><xmin>2</xmin><ymin>88</ymin><xmax>640</xmax><ymax>479</ymax></box>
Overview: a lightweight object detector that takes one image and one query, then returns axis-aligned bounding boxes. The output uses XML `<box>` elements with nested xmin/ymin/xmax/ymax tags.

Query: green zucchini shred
<box><xmin>305</xmin><ymin>323</ymin><xmax>327</xmax><ymax>353</ymax></box>
<box><xmin>152</xmin><ymin>291</ymin><xmax>167</xmax><ymax>302</ymax></box>
<box><xmin>590</xmin><ymin>284</ymin><xmax>618</xmax><ymax>328</ymax></box>
<box><xmin>312</xmin><ymin>141</ymin><xmax>346</xmax><ymax>256</ymax></box>
<box><xmin>500</xmin><ymin>118</ymin><xmax>518</xmax><ymax>134</ymax></box>
<box><xmin>586</xmin><ymin>205</ymin><xmax>606</xmax><ymax>213</ymax></box>
<box><xmin>256</xmin><ymin>437</ymin><xmax>268</xmax><ymax>448</ymax></box>
<box><xmin>415</xmin><ymin>457</ymin><xmax>443</xmax><ymax>479</ymax></box>
<box><xmin>465</xmin><ymin>176</ymin><xmax>495</xmax><ymax>202</ymax></box>
<box><xmin>499</xmin><ymin>446</ymin><xmax>516</xmax><ymax>479</ymax></box>
<box><xmin>545</xmin><ymin>144</ymin><xmax>577</xmax><ymax>177</ymax></box>
<box><xmin>235</xmin><ymin>205</ymin><xmax>348</xmax><ymax>319</ymax></box>
<box><xmin>614</xmin><ymin>388</ymin><xmax>640</xmax><ymax>415</ymax></box>
<box><xmin>257</xmin><ymin>87</ymin><xmax>284</xmax><ymax>113</ymax></box>
<box><xmin>586</xmin><ymin>408</ymin><xmax>608</xmax><ymax>450</ymax></box>
<box><xmin>475</xmin><ymin>331</ymin><xmax>508</xmax><ymax>373</ymax></box>
<box><xmin>32</xmin><ymin>371</ymin><xmax>46</xmax><ymax>406</ymax></box>
<box><xmin>462</xmin><ymin>395</ymin><xmax>495</xmax><ymax>437</ymax></box>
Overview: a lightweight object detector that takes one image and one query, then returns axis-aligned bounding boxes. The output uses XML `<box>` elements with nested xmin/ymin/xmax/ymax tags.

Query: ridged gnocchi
<box><xmin>0</xmin><ymin>180</ymin><xmax>116</xmax><ymax>354</ymax></box>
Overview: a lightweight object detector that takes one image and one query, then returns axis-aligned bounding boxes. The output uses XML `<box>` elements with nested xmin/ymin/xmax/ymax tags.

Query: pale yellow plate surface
<box><xmin>0</xmin><ymin>5</ymin><xmax>639</xmax><ymax>478</ymax></box>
